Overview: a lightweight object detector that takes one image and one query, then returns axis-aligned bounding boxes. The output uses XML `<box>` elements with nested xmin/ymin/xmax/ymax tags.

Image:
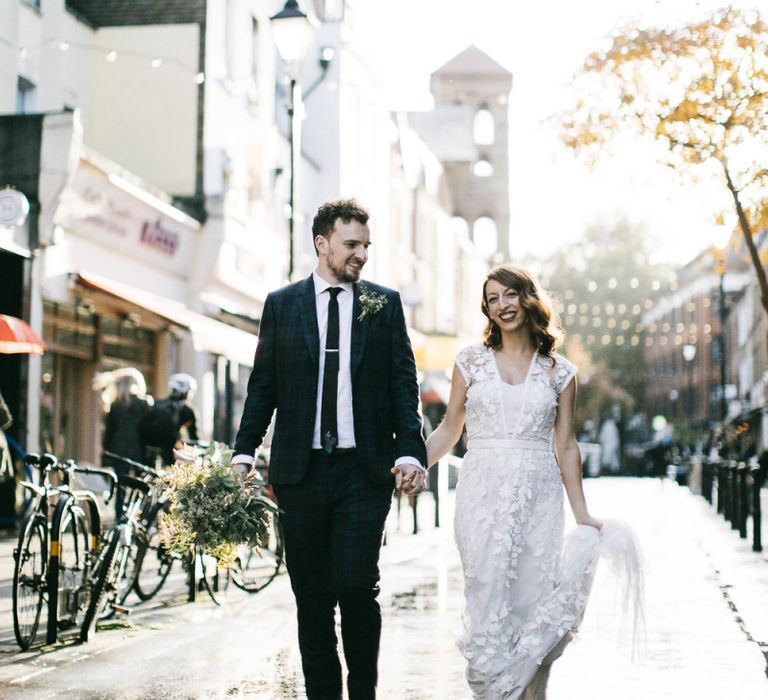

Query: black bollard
<box><xmin>717</xmin><ymin>462</ymin><xmax>727</xmax><ymax>515</ymax></box>
<box><xmin>730</xmin><ymin>462</ymin><xmax>740</xmax><ymax>531</ymax></box>
<box><xmin>738</xmin><ymin>463</ymin><xmax>749</xmax><ymax>539</ymax></box>
<box><xmin>702</xmin><ymin>461</ymin><xmax>713</xmax><ymax>504</ymax></box>
<box><xmin>751</xmin><ymin>464</ymin><xmax>764</xmax><ymax>553</ymax></box>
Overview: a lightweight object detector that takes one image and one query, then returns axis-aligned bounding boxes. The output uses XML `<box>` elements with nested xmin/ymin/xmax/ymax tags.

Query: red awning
<box><xmin>0</xmin><ymin>314</ymin><xmax>46</xmax><ymax>355</ymax></box>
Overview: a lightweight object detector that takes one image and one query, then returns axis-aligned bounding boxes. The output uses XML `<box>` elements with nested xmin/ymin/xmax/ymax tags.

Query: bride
<box><xmin>426</xmin><ymin>264</ymin><xmax>642</xmax><ymax>699</ymax></box>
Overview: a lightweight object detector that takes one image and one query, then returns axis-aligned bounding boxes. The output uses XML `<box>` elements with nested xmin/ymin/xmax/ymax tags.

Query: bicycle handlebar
<box><xmin>24</xmin><ymin>452</ymin><xmax>58</xmax><ymax>470</ymax></box>
<box><xmin>102</xmin><ymin>450</ymin><xmax>161</xmax><ymax>478</ymax></box>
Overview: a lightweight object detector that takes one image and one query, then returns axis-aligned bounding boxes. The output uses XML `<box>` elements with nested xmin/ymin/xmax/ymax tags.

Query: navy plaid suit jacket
<box><xmin>234</xmin><ymin>275</ymin><xmax>427</xmax><ymax>484</ymax></box>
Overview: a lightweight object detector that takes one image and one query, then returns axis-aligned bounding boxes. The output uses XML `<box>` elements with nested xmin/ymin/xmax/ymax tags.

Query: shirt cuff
<box><xmin>395</xmin><ymin>456</ymin><xmax>426</xmax><ymax>471</ymax></box>
<box><xmin>232</xmin><ymin>454</ymin><xmax>255</xmax><ymax>471</ymax></box>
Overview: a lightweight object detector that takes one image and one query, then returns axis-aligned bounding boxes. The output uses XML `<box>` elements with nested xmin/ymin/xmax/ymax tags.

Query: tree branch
<box><xmin>721</xmin><ymin>160</ymin><xmax>768</xmax><ymax>316</ymax></box>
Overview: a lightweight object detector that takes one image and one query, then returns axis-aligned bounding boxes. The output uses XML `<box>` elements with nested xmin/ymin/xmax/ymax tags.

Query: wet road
<box><xmin>0</xmin><ymin>479</ymin><xmax>766</xmax><ymax>698</ymax></box>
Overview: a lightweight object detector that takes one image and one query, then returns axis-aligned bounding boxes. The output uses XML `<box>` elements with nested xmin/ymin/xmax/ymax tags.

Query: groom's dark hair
<box><xmin>312</xmin><ymin>199</ymin><xmax>370</xmax><ymax>254</ymax></box>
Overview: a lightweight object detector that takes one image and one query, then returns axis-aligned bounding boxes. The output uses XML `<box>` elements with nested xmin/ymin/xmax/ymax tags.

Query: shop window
<box><xmin>43</xmin><ymin>299</ymin><xmax>96</xmax><ymax>359</ymax></box>
<box><xmin>16</xmin><ymin>76</ymin><xmax>36</xmax><ymax>114</ymax></box>
<box><xmin>101</xmin><ymin>316</ymin><xmax>155</xmax><ymax>369</ymax></box>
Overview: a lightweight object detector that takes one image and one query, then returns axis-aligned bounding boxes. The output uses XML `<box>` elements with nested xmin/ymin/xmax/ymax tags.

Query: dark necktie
<box><xmin>321</xmin><ymin>287</ymin><xmax>342</xmax><ymax>454</ymax></box>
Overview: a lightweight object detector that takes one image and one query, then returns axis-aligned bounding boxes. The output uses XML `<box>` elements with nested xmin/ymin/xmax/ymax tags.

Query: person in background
<box><xmin>102</xmin><ymin>369</ymin><xmax>150</xmax><ymax>515</ymax></box>
<box><xmin>138</xmin><ymin>373</ymin><xmax>199</xmax><ymax>466</ymax></box>
<box><xmin>103</xmin><ymin>370</ymin><xmax>150</xmax><ymax>464</ymax></box>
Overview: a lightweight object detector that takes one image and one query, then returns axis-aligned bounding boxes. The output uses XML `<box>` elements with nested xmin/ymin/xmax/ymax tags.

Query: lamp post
<box><xmin>714</xmin><ymin>248</ymin><xmax>727</xmax><ymax>422</ymax></box>
<box><xmin>270</xmin><ymin>0</ymin><xmax>319</xmax><ymax>281</ymax></box>
<box><xmin>682</xmin><ymin>343</ymin><xmax>697</xmax><ymax>420</ymax></box>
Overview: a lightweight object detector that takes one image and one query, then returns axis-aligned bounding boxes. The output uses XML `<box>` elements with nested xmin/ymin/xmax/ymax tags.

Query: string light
<box><xmin>0</xmin><ymin>34</ymin><xmax>203</xmax><ymax>84</ymax></box>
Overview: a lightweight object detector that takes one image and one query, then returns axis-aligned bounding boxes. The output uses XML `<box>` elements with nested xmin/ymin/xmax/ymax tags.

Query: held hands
<box><xmin>391</xmin><ymin>463</ymin><xmax>427</xmax><ymax>495</ymax></box>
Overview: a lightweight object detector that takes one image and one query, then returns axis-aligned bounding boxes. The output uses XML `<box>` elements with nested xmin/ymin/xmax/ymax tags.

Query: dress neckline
<box><xmin>490</xmin><ymin>347</ymin><xmax>538</xmax><ymax>387</ymax></box>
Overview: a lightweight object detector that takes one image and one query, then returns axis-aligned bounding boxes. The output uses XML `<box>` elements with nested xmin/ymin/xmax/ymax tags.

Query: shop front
<box><xmin>39</xmin><ymin>149</ymin><xmax>256</xmax><ymax>465</ymax></box>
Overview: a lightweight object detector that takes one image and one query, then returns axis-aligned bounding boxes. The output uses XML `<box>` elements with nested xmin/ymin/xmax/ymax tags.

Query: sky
<box><xmin>357</xmin><ymin>0</ymin><xmax>758</xmax><ymax>265</ymax></box>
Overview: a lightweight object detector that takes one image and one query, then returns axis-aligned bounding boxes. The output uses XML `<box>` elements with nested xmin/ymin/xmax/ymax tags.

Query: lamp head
<box><xmin>270</xmin><ymin>0</ymin><xmax>319</xmax><ymax>66</ymax></box>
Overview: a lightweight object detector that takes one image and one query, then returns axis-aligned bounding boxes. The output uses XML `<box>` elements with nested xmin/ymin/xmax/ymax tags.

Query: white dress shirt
<box><xmin>312</xmin><ymin>271</ymin><xmax>355</xmax><ymax>449</ymax></box>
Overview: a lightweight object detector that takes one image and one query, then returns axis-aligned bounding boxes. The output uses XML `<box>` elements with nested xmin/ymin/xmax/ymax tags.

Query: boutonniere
<box><xmin>357</xmin><ymin>284</ymin><xmax>388</xmax><ymax>321</ymax></box>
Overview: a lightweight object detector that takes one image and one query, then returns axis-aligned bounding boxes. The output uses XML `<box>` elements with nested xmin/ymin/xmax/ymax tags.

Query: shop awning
<box><xmin>74</xmin><ymin>272</ymin><xmax>257</xmax><ymax>366</ymax></box>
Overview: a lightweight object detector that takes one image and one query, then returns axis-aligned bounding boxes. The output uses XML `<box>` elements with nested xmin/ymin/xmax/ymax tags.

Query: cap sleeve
<box><xmin>554</xmin><ymin>354</ymin><xmax>577</xmax><ymax>395</ymax></box>
<box><xmin>454</xmin><ymin>346</ymin><xmax>473</xmax><ymax>386</ymax></box>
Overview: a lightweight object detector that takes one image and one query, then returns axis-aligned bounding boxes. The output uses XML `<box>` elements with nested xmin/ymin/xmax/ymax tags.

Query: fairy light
<box><xmin>106</xmin><ymin>50</ymin><xmax>117</xmax><ymax>62</ymax></box>
<box><xmin>59</xmin><ymin>40</ymin><xmax>70</xmax><ymax>51</ymax></box>
<box><xmin>151</xmin><ymin>57</ymin><xmax>162</xmax><ymax>68</ymax></box>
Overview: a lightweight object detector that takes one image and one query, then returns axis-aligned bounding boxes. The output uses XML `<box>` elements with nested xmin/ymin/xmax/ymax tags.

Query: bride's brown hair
<box><xmin>481</xmin><ymin>265</ymin><xmax>564</xmax><ymax>358</ymax></box>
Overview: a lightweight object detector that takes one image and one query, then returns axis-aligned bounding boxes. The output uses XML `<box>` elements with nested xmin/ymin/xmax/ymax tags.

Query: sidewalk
<box><xmin>0</xmin><ymin>478</ymin><xmax>766</xmax><ymax>698</ymax></box>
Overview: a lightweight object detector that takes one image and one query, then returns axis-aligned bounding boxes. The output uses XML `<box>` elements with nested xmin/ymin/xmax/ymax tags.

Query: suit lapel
<box><xmin>298</xmin><ymin>276</ymin><xmax>319</xmax><ymax>369</ymax></box>
<box><xmin>351</xmin><ymin>282</ymin><xmax>368</xmax><ymax>376</ymax></box>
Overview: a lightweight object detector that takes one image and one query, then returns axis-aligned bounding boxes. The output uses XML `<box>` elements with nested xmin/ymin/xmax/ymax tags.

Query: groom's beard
<box><xmin>329</xmin><ymin>255</ymin><xmax>365</xmax><ymax>283</ymax></box>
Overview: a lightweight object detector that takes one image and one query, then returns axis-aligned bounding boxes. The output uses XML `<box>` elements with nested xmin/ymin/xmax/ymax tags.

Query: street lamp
<box><xmin>270</xmin><ymin>0</ymin><xmax>319</xmax><ymax>281</ymax></box>
<box><xmin>682</xmin><ymin>343</ymin><xmax>697</xmax><ymax>418</ymax></box>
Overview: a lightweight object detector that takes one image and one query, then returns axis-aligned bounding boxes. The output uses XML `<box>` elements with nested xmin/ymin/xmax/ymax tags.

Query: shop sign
<box><xmin>141</xmin><ymin>221</ymin><xmax>180</xmax><ymax>256</ymax></box>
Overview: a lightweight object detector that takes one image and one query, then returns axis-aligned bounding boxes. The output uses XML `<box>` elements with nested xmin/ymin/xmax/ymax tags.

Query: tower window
<box><xmin>473</xmin><ymin>158</ymin><xmax>493</xmax><ymax>177</ymax></box>
<box><xmin>473</xmin><ymin>107</ymin><xmax>495</xmax><ymax>145</ymax></box>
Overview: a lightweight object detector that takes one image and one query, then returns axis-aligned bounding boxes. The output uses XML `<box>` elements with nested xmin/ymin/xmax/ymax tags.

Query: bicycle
<box><xmin>47</xmin><ymin>460</ymin><xmax>115</xmax><ymax>644</ymax></box>
<box><xmin>12</xmin><ymin>451</ymin><xmax>117</xmax><ymax>649</ymax></box>
<box><xmin>79</xmin><ymin>470</ymin><xmax>152</xmax><ymax>642</ymax></box>
<box><xmin>102</xmin><ymin>450</ymin><xmax>174</xmax><ymax>603</ymax></box>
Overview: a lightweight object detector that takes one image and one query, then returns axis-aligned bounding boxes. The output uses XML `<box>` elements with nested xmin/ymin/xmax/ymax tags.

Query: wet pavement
<box><xmin>0</xmin><ymin>478</ymin><xmax>766</xmax><ymax>698</ymax></box>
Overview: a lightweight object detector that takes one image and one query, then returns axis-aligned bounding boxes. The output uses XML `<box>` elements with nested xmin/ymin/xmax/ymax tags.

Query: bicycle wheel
<box><xmin>114</xmin><ymin>525</ymin><xmax>143</xmax><ymax>605</ymax></box>
<box><xmin>133</xmin><ymin>500</ymin><xmax>174</xmax><ymax>601</ymax></box>
<box><xmin>51</xmin><ymin>503</ymin><xmax>91</xmax><ymax>638</ymax></box>
<box><xmin>230</xmin><ymin>513</ymin><xmax>284</xmax><ymax>593</ymax></box>
<box><xmin>12</xmin><ymin>515</ymin><xmax>46</xmax><ymax>649</ymax></box>
<box><xmin>79</xmin><ymin>531</ymin><xmax>119</xmax><ymax>643</ymax></box>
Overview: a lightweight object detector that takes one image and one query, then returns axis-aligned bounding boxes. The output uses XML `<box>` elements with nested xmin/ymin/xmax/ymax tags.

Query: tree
<box><xmin>561</xmin><ymin>7</ymin><xmax>768</xmax><ymax>317</ymax></box>
<box><xmin>535</xmin><ymin>219</ymin><xmax>669</xmax><ymax>428</ymax></box>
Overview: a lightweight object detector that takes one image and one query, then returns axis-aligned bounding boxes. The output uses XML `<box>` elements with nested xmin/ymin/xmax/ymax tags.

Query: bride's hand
<box><xmin>576</xmin><ymin>514</ymin><xmax>603</xmax><ymax>531</ymax></box>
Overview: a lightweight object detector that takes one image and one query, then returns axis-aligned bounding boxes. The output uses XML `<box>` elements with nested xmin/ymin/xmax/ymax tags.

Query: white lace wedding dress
<box><xmin>453</xmin><ymin>344</ymin><xmax>643</xmax><ymax>700</ymax></box>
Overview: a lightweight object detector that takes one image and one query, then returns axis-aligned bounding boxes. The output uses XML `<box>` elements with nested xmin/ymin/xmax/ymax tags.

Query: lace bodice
<box><xmin>455</xmin><ymin>344</ymin><xmax>577</xmax><ymax>445</ymax></box>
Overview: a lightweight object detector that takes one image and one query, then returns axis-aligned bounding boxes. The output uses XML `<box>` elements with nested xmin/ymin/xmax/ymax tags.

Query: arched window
<box><xmin>473</xmin><ymin>107</ymin><xmax>495</xmax><ymax>145</ymax></box>
<box><xmin>473</xmin><ymin>217</ymin><xmax>498</xmax><ymax>258</ymax></box>
<box><xmin>473</xmin><ymin>158</ymin><xmax>493</xmax><ymax>177</ymax></box>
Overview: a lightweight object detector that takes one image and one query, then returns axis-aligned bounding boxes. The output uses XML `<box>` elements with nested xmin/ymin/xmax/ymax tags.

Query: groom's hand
<box><xmin>391</xmin><ymin>463</ymin><xmax>427</xmax><ymax>495</ymax></box>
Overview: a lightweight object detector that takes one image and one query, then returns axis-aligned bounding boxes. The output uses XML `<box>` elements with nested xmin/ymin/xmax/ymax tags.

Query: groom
<box><xmin>232</xmin><ymin>199</ymin><xmax>427</xmax><ymax>700</ymax></box>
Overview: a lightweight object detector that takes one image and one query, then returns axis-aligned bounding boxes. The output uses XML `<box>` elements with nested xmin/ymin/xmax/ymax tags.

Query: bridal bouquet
<box><xmin>158</xmin><ymin>443</ymin><xmax>276</xmax><ymax>568</ymax></box>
